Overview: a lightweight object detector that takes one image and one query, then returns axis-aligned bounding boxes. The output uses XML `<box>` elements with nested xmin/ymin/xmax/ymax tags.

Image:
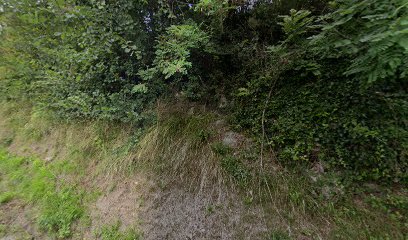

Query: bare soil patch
<box><xmin>0</xmin><ymin>200</ymin><xmax>49</xmax><ymax>240</ymax></box>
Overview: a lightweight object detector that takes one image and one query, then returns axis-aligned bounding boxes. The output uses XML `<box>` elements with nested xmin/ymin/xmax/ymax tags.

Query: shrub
<box><xmin>232</xmin><ymin>1</ymin><xmax>408</xmax><ymax>183</ymax></box>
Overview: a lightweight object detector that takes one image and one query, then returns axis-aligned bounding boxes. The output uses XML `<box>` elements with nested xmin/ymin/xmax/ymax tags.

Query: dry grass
<box><xmin>136</xmin><ymin>101</ymin><xmax>225</xmax><ymax>191</ymax></box>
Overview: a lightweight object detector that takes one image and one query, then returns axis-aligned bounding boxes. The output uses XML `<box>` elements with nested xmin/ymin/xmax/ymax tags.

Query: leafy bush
<box><xmin>140</xmin><ymin>23</ymin><xmax>211</xmax><ymax>80</ymax></box>
<box><xmin>0</xmin><ymin>0</ymin><xmax>161</xmax><ymax>123</ymax></box>
<box><xmin>233</xmin><ymin>1</ymin><xmax>408</xmax><ymax>183</ymax></box>
<box><xmin>311</xmin><ymin>0</ymin><xmax>408</xmax><ymax>85</ymax></box>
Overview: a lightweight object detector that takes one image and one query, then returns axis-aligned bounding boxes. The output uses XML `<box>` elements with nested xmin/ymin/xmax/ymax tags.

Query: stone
<box><xmin>222</xmin><ymin>131</ymin><xmax>240</xmax><ymax>148</ymax></box>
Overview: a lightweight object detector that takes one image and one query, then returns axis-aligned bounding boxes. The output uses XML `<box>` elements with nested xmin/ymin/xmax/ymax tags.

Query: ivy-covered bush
<box><xmin>233</xmin><ymin>0</ymin><xmax>408</xmax><ymax>183</ymax></box>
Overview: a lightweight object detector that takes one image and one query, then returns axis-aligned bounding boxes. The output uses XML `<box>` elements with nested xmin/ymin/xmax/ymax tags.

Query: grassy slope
<box><xmin>0</xmin><ymin>150</ymin><xmax>85</xmax><ymax>238</ymax></box>
<box><xmin>0</xmin><ymin>103</ymin><xmax>142</xmax><ymax>239</ymax></box>
<box><xmin>0</xmin><ymin>150</ymin><xmax>141</xmax><ymax>239</ymax></box>
<box><xmin>0</xmin><ymin>102</ymin><xmax>406</xmax><ymax>239</ymax></box>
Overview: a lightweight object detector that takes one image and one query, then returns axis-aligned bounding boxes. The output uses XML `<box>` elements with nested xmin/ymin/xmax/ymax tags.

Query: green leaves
<box><xmin>312</xmin><ymin>0</ymin><xmax>408</xmax><ymax>85</ymax></box>
<box><xmin>279</xmin><ymin>9</ymin><xmax>314</xmax><ymax>43</ymax></box>
<box><xmin>131</xmin><ymin>83</ymin><xmax>148</xmax><ymax>94</ymax></box>
<box><xmin>2</xmin><ymin>0</ymin><xmax>157</xmax><ymax>123</ymax></box>
<box><xmin>140</xmin><ymin>23</ymin><xmax>211</xmax><ymax>80</ymax></box>
<box><xmin>231</xmin><ymin>0</ymin><xmax>408</xmax><ymax>183</ymax></box>
<box><xmin>122</xmin><ymin>41</ymin><xmax>142</xmax><ymax>59</ymax></box>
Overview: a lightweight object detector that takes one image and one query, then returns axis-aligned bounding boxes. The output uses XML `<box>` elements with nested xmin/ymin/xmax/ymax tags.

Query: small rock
<box><xmin>1</xmin><ymin>236</ymin><xmax>17</xmax><ymax>240</ymax></box>
<box><xmin>311</xmin><ymin>162</ymin><xmax>324</xmax><ymax>174</ymax></box>
<box><xmin>218</xmin><ymin>95</ymin><xmax>227</xmax><ymax>108</ymax></box>
<box><xmin>222</xmin><ymin>131</ymin><xmax>240</xmax><ymax>148</ymax></box>
<box><xmin>188</xmin><ymin>107</ymin><xmax>195</xmax><ymax>115</ymax></box>
<box><xmin>214</xmin><ymin>119</ymin><xmax>226</xmax><ymax>128</ymax></box>
<box><xmin>45</xmin><ymin>156</ymin><xmax>53</xmax><ymax>163</ymax></box>
<box><xmin>321</xmin><ymin>186</ymin><xmax>332</xmax><ymax>200</ymax></box>
<box><xmin>363</xmin><ymin>183</ymin><xmax>380</xmax><ymax>192</ymax></box>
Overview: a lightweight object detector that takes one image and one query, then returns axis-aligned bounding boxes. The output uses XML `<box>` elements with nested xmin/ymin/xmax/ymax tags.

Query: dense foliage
<box><xmin>1</xmin><ymin>0</ymin><xmax>407</xmax><ymax>183</ymax></box>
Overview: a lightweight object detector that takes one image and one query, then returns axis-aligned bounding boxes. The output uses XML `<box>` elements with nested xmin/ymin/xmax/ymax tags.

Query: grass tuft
<box><xmin>0</xmin><ymin>191</ymin><xmax>15</xmax><ymax>204</ymax></box>
<box><xmin>98</xmin><ymin>222</ymin><xmax>141</xmax><ymax>240</ymax></box>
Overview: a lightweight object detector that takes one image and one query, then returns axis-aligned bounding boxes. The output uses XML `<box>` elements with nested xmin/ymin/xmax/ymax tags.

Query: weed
<box><xmin>220</xmin><ymin>156</ymin><xmax>251</xmax><ymax>186</ymax></box>
<box><xmin>38</xmin><ymin>189</ymin><xmax>84</xmax><ymax>238</ymax></box>
<box><xmin>0</xmin><ymin>224</ymin><xmax>5</xmax><ymax>234</ymax></box>
<box><xmin>98</xmin><ymin>222</ymin><xmax>141</xmax><ymax>240</ymax></box>
<box><xmin>367</xmin><ymin>193</ymin><xmax>408</xmax><ymax>224</ymax></box>
<box><xmin>1</xmin><ymin>136</ymin><xmax>13</xmax><ymax>147</ymax></box>
<box><xmin>0</xmin><ymin>191</ymin><xmax>15</xmax><ymax>204</ymax></box>
<box><xmin>243</xmin><ymin>195</ymin><xmax>253</xmax><ymax>206</ymax></box>
<box><xmin>206</xmin><ymin>205</ymin><xmax>215</xmax><ymax>215</ymax></box>
<box><xmin>269</xmin><ymin>230</ymin><xmax>291</xmax><ymax>240</ymax></box>
<box><xmin>196</xmin><ymin>129</ymin><xmax>212</xmax><ymax>143</ymax></box>
<box><xmin>211</xmin><ymin>142</ymin><xmax>232</xmax><ymax>156</ymax></box>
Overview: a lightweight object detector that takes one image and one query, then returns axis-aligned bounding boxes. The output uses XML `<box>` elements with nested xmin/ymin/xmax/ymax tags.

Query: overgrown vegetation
<box><xmin>1</xmin><ymin>0</ymin><xmax>406</xmax><ymax>183</ymax></box>
<box><xmin>0</xmin><ymin>0</ymin><xmax>407</xmax><ymax>238</ymax></box>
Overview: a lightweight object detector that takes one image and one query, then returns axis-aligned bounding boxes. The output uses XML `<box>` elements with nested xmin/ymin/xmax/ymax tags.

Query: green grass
<box><xmin>268</xmin><ymin>230</ymin><xmax>292</xmax><ymax>240</ymax></box>
<box><xmin>220</xmin><ymin>155</ymin><xmax>251</xmax><ymax>186</ymax></box>
<box><xmin>0</xmin><ymin>191</ymin><xmax>15</xmax><ymax>204</ymax></box>
<box><xmin>0</xmin><ymin>150</ymin><xmax>85</xmax><ymax>238</ymax></box>
<box><xmin>98</xmin><ymin>222</ymin><xmax>141</xmax><ymax>240</ymax></box>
